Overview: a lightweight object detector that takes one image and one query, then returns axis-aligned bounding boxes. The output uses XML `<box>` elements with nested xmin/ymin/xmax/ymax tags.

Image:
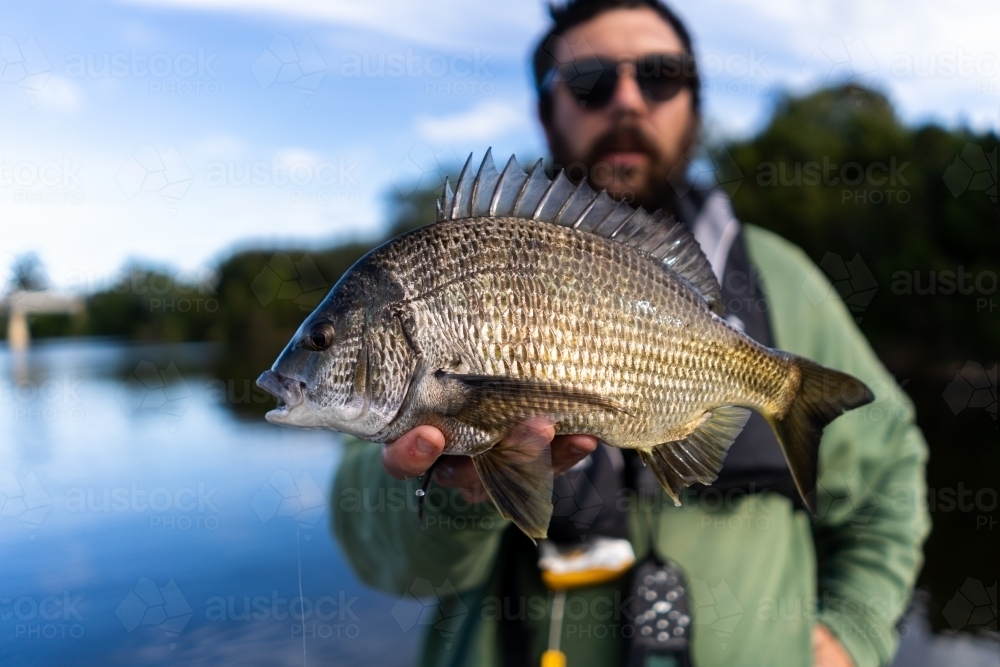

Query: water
<box><xmin>0</xmin><ymin>339</ymin><xmax>421</xmax><ymax>666</ymax></box>
<box><xmin>2</xmin><ymin>340</ymin><xmax>996</xmax><ymax>666</ymax></box>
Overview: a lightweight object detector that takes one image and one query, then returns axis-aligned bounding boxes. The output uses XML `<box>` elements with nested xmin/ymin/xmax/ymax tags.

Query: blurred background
<box><xmin>0</xmin><ymin>1</ymin><xmax>996</xmax><ymax>665</ymax></box>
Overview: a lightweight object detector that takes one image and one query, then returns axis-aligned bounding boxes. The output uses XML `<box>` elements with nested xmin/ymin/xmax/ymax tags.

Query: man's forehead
<box><xmin>555</xmin><ymin>7</ymin><xmax>686</xmax><ymax>62</ymax></box>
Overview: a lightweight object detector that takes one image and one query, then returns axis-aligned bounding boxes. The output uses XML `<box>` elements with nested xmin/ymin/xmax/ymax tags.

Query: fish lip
<box><xmin>256</xmin><ymin>370</ymin><xmax>305</xmax><ymax>422</ymax></box>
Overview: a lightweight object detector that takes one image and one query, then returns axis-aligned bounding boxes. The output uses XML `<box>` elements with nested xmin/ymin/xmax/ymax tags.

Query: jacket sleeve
<box><xmin>746</xmin><ymin>225</ymin><xmax>931</xmax><ymax>667</ymax></box>
<box><xmin>331</xmin><ymin>439</ymin><xmax>509</xmax><ymax>596</ymax></box>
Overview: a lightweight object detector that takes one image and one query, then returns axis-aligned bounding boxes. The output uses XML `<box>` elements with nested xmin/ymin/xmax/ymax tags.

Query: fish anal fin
<box><xmin>472</xmin><ymin>427</ymin><xmax>554</xmax><ymax>540</ymax></box>
<box><xmin>640</xmin><ymin>406</ymin><xmax>750</xmax><ymax>505</ymax></box>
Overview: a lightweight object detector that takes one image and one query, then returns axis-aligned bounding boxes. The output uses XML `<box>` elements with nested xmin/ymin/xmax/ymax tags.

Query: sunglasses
<box><xmin>543</xmin><ymin>54</ymin><xmax>696</xmax><ymax>109</ymax></box>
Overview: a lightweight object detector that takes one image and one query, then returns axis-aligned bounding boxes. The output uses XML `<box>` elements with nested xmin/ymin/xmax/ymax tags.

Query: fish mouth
<box><xmin>256</xmin><ymin>370</ymin><xmax>306</xmax><ymax>424</ymax></box>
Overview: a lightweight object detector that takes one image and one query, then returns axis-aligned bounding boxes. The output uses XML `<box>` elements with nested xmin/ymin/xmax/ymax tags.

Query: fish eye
<box><xmin>304</xmin><ymin>320</ymin><xmax>335</xmax><ymax>351</ymax></box>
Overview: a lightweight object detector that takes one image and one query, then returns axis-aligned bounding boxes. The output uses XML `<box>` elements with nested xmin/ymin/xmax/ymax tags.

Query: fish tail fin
<box><xmin>640</xmin><ymin>406</ymin><xmax>751</xmax><ymax>505</ymax></box>
<box><xmin>471</xmin><ymin>424</ymin><xmax>554</xmax><ymax>541</ymax></box>
<box><xmin>769</xmin><ymin>357</ymin><xmax>874</xmax><ymax>514</ymax></box>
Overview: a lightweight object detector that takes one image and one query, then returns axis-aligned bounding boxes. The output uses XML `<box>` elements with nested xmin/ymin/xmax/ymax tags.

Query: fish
<box><xmin>257</xmin><ymin>149</ymin><xmax>874</xmax><ymax>539</ymax></box>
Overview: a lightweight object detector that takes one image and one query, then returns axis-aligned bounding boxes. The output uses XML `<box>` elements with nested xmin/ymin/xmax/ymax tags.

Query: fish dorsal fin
<box><xmin>436</xmin><ymin>150</ymin><xmax>724</xmax><ymax>314</ymax></box>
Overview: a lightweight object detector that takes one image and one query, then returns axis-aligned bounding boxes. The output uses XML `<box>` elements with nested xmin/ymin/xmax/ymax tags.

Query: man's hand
<box><xmin>813</xmin><ymin>624</ymin><xmax>854</xmax><ymax>667</ymax></box>
<box><xmin>381</xmin><ymin>422</ymin><xmax>598</xmax><ymax>503</ymax></box>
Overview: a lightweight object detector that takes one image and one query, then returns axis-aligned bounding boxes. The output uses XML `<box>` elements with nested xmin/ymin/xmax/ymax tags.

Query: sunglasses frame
<box><xmin>542</xmin><ymin>53</ymin><xmax>697</xmax><ymax>110</ymax></box>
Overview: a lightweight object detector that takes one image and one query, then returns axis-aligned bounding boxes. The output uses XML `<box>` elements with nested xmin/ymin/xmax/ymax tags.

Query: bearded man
<box><xmin>334</xmin><ymin>2</ymin><xmax>929</xmax><ymax>666</ymax></box>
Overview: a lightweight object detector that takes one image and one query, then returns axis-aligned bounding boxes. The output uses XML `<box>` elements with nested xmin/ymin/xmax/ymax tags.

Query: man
<box><xmin>333</xmin><ymin>2</ymin><xmax>929</xmax><ymax>665</ymax></box>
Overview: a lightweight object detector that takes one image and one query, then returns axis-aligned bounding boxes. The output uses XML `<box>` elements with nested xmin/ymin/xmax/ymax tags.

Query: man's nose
<box><xmin>607</xmin><ymin>64</ymin><xmax>648</xmax><ymax>116</ymax></box>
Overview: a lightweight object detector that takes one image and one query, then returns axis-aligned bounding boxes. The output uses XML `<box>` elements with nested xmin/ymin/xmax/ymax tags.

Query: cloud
<box><xmin>415</xmin><ymin>100</ymin><xmax>529</xmax><ymax>143</ymax></box>
<box><xmin>116</xmin><ymin>0</ymin><xmax>997</xmax><ymax>134</ymax></box>
<box><xmin>273</xmin><ymin>147</ymin><xmax>325</xmax><ymax>166</ymax></box>
<box><xmin>34</xmin><ymin>75</ymin><xmax>83</xmax><ymax>110</ymax></box>
<box><xmin>7</xmin><ymin>0</ymin><xmax>996</xmax><ymax>295</ymax></box>
<box><xmin>188</xmin><ymin>135</ymin><xmax>249</xmax><ymax>162</ymax></box>
<box><xmin>116</xmin><ymin>0</ymin><xmax>544</xmax><ymax>55</ymax></box>
<box><xmin>679</xmin><ymin>0</ymin><xmax>1000</xmax><ymax>131</ymax></box>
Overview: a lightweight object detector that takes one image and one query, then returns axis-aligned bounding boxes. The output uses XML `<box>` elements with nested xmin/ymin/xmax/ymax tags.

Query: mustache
<box><xmin>585</xmin><ymin>123</ymin><xmax>662</xmax><ymax>166</ymax></box>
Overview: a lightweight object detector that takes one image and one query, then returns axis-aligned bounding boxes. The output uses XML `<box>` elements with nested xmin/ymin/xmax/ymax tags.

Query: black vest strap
<box><xmin>548</xmin><ymin>443</ymin><xmax>631</xmax><ymax>543</ymax></box>
<box><xmin>681</xmin><ymin>195</ymin><xmax>803</xmax><ymax>510</ymax></box>
<box><xmin>498</xmin><ymin>525</ymin><xmax>539</xmax><ymax>667</ymax></box>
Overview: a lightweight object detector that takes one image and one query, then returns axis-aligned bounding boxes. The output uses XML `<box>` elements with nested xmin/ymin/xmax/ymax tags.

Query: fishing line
<box><xmin>296</xmin><ymin>527</ymin><xmax>307</xmax><ymax>667</ymax></box>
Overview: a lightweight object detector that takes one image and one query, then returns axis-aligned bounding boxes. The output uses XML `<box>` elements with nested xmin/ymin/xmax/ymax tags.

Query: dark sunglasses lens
<box><xmin>557</xmin><ymin>55</ymin><xmax>693</xmax><ymax>108</ymax></box>
<box><xmin>635</xmin><ymin>55</ymin><xmax>691</xmax><ymax>102</ymax></box>
<box><xmin>561</xmin><ymin>59</ymin><xmax>618</xmax><ymax>108</ymax></box>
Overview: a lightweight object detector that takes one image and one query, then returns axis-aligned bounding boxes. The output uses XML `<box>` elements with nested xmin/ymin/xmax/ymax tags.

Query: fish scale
<box><xmin>258</xmin><ymin>150</ymin><xmax>874</xmax><ymax>538</ymax></box>
<box><xmin>372</xmin><ymin>216</ymin><xmax>783</xmax><ymax>452</ymax></box>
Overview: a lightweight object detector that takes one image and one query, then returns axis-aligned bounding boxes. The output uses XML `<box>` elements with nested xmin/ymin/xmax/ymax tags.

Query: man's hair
<box><xmin>531</xmin><ymin>0</ymin><xmax>701</xmax><ymax>123</ymax></box>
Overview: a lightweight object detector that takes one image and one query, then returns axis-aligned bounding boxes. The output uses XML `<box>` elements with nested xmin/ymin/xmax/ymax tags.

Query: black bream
<box><xmin>257</xmin><ymin>150</ymin><xmax>874</xmax><ymax>539</ymax></box>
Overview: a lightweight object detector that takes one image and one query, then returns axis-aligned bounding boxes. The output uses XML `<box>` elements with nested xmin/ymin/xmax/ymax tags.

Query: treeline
<box><xmin>723</xmin><ymin>86</ymin><xmax>997</xmax><ymax>630</ymax></box>
<box><xmin>725</xmin><ymin>85</ymin><xmax>997</xmax><ymax>374</ymax></box>
<box><xmin>18</xmin><ymin>86</ymin><xmax>996</xmax><ymax>385</ymax></box>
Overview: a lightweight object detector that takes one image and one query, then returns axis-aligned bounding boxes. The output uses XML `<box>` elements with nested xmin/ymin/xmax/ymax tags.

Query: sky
<box><xmin>1</xmin><ymin>0</ymin><xmax>997</xmax><ymax>292</ymax></box>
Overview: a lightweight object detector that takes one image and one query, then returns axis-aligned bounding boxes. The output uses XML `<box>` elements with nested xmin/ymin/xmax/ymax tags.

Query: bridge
<box><xmin>1</xmin><ymin>290</ymin><xmax>84</xmax><ymax>351</ymax></box>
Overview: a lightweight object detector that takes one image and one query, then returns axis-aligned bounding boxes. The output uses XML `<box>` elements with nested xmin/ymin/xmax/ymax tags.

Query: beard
<box><xmin>548</xmin><ymin>118</ymin><xmax>697</xmax><ymax>214</ymax></box>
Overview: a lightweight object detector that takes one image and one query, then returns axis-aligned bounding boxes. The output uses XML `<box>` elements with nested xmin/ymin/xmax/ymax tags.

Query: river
<box><xmin>1</xmin><ymin>340</ymin><xmax>995</xmax><ymax>666</ymax></box>
<box><xmin>1</xmin><ymin>339</ymin><xmax>421</xmax><ymax>666</ymax></box>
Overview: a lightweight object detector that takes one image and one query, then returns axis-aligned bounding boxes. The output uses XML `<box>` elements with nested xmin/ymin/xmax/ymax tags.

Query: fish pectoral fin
<box><xmin>472</xmin><ymin>427</ymin><xmax>555</xmax><ymax>541</ymax></box>
<box><xmin>439</xmin><ymin>372</ymin><xmax>629</xmax><ymax>426</ymax></box>
<box><xmin>639</xmin><ymin>406</ymin><xmax>751</xmax><ymax>506</ymax></box>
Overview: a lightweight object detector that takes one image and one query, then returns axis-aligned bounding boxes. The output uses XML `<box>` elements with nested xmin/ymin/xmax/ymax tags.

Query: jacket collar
<box><xmin>674</xmin><ymin>188</ymin><xmax>742</xmax><ymax>284</ymax></box>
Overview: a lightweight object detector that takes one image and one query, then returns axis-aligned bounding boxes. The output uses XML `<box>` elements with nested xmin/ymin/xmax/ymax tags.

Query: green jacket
<box><xmin>332</xmin><ymin>224</ymin><xmax>930</xmax><ymax>667</ymax></box>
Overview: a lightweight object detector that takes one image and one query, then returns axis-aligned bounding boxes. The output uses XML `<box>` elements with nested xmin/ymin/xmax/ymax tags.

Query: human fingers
<box><xmin>381</xmin><ymin>425</ymin><xmax>446</xmax><ymax>480</ymax></box>
<box><xmin>551</xmin><ymin>434</ymin><xmax>599</xmax><ymax>474</ymax></box>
